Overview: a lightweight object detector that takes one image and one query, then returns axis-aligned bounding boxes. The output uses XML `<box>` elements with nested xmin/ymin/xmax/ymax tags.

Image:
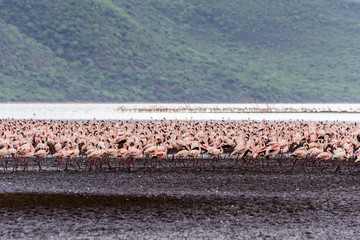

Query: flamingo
<box><xmin>0</xmin><ymin>143</ymin><xmax>9</xmax><ymax>170</ymax></box>
<box><xmin>53</xmin><ymin>148</ymin><xmax>67</xmax><ymax>170</ymax></box>
<box><xmin>174</xmin><ymin>149</ymin><xmax>190</xmax><ymax>167</ymax></box>
<box><xmin>332</xmin><ymin>147</ymin><xmax>346</xmax><ymax>173</ymax></box>
<box><xmin>102</xmin><ymin>146</ymin><xmax>117</xmax><ymax>170</ymax></box>
<box><xmin>63</xmin><ymin>143</ymin><xmax>80</xmax><ymax>170</ymax></box>
<box><xmin>230</xmin><ymin>138</ymin><xmax>248</xmax><ymax>167</ymax></box>
<box><xmin>291</xmin><ymin>146</ymin><xmax>308</xmax><ymax>172</ymax></box>
<box><xmin>115</xmin><ymin>146</ymin><xmax>128</xmax><ymax>169</ymax></box>
<box><xmin>87</xmin><ymin>149</ymin><xmax>105</xmax><ymax>171</ymax></box>
<box><xmin>144</xmin><ymin>145</ymin><xmax>158</xmax><ymax>164</ymax></box>
<box><xmin>308</xmin><ymin>145</ymin><xmax>325</xmax><ymax>170</ymax></box>
<box><xmin>154</xmin><ymin>148</ymin><xmax>167</xmax><ymax>167</ymax></box>
<box><xmin>21</xmin><ymin>149</ymin><xmax>35</xmax><ymax>171</ymax></box>
<box><xmin>34</xmin><ymin>146</ymin><xmax>49</xmax><ymax>171</ymax></box>
<box><xmin>126</xmin><ymin>145</ymin><xmax>143</xmax><ymax>171</ymax></box>
<box><xmin>265</xmin><ymin>144</ymin><xmax>281</xmax><ymax>171</ymax></box>
<box><xmin>188</xmin><ymin>145</ymin><xmax>202</xmax><ymax>167</ymax></box>
<box><xmin>315</xmin><ymin>148</ymin><xmax>332</xmax><ymax>171</ymax></box>
<box><xmin>207</xmin><ymin>145</ymin><xmax>223</xmax><ymax>168</ymax></box>
<box><xmin>16</xmin><ymin>142</ymin><xmax>35</xmax><ymax>171</ymax></box>
<box><xmin>7</xmin><ymin>144</ymin><xmax>17</xmax><ymax>170</ymax></box>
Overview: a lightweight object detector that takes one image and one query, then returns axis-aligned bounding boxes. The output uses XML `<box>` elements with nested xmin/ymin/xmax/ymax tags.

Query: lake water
<box><xmin>0</xmin><ymin>103</ymin><xmax>359</xmax><ymax>122</ymax></box>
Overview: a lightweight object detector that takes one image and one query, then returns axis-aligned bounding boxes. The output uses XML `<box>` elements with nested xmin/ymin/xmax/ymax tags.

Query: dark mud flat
<box><xmin>0</xmin><ymin>162</ymin><xmax>360</xmax><ymax>239</ymax></box>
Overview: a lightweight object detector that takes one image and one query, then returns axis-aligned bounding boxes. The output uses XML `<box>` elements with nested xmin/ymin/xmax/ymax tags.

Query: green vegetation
<box><xmin>1</xmin><ymin>0</ymin><xmax>360</xmax><ymax>102</ymax></box>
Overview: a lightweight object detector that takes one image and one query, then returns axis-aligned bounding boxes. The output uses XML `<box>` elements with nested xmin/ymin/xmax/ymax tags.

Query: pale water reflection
<box><xmin>0</xmin><ymin>103</ymin><xmax>359</xmax><ymax>122</ymax></box>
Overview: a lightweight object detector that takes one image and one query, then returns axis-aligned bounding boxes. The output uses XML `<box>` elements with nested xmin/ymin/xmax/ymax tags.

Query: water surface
<box><xmin>0</xmin><ymin>103</ymin><xmax>359</xmax><ymax>121</ymax></box>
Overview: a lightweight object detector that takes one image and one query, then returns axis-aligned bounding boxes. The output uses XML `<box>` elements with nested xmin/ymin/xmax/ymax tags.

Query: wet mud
<box><xmin>0</xmin><ymin>160</ymin><xmax>360</xmax><ymax>239</ymax></box>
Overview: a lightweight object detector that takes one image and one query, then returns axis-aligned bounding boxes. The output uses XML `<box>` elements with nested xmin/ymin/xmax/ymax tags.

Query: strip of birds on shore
<box><xmin>116</xmin><ymin>105</ymin><xmax>360</xmax><ymax>113</ymax></box>
<box><xmin>0</xmin><ymin>119</ymin><xmax>359</xmax><ymax>172</ymax></box>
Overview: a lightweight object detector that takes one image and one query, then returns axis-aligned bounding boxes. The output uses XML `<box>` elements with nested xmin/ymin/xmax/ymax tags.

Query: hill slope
<box><xmin>1</xmin><ymin>0</ymin><xmax>360</xmax><ymax>102</ymax></box>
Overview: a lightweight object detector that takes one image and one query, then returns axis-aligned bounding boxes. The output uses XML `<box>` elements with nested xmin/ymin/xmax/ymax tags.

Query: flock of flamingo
<box><xmin>0</xmin><ymin>119</ymin><xmax>360</xmax><ymax>172</ymax></box>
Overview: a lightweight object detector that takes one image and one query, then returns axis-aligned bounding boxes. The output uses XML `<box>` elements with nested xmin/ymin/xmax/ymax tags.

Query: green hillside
<box><xmin>1</xmin><ymin>0</ymin><xmax>360</xmax><ymax>102</ymax></box>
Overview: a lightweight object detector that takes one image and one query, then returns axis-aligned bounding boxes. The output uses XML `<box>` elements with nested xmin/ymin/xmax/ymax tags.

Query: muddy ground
<box><xmin>0</xmin><ymin>158</ymin><xmax>359</xmax><ymax>239</ymax></box>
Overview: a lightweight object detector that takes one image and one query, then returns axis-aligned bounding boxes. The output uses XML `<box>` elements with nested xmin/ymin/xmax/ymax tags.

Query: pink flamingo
<box><xmin>125</xmin><ymin>145</ymin><xmax>143</xmax><ymax>171</ymax></box>
<box><xmin>291</xmin><ymin>146</ymin><xmax>308</xmax><ymax>172</ymax></box>
<box><xmin>0</xmin><ymin>143</ymin><xmax>9</xmax><ymax>170</ymax></box>
<box><xmin>174</xmin><ymin>149</ymin><xmax>190</xmax><ymax>167</ymax></box>
<box><xmin>34</xmin><ymin>146</ymin><xmax>49</xmax><ymax>171</ymax></box>
<box><xmin>87</xmin><ymin>149</ymin><xmax>105</xmax><ymax>171</ymax></box>
<box><xmin>16</xmin><ymin>142</ymin><xmax>35</xmax><ymax>171</ymax></box>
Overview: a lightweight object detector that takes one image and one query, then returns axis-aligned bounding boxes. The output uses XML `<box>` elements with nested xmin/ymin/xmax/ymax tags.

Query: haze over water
<box><xmin>1</xmin><ymin>103</ymin><xmax>359</xmax><ymax>122</ymax></box>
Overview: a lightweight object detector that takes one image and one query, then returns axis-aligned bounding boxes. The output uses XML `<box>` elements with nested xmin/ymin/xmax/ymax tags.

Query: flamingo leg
<box><xmin>232</xmin><ymin>156</ymin><xmax>238</xmax><ymax>167</ymax></box>
<box><xmin>240</xmin><ymin>157</ymin><xmax>247</xmax><ymax>169</ymax></box>
<box><xmin>1</xmin><ymin>157</ymin><xmax>5</xmax><ymax>171</ymax></box>
<box><xmin>23</xmin><ymin>158</ymin><xmax>28</xmax><ymax>171</ymax></box>
<box><xmin>299</xmin><ymin>158</ymin><xmax>306</xmax><ymax>173</ymax></box>
<box><xmin>291</xmin><ymin>158</ymin><xmax>297</xmax><ymax>172</ymax></box>
<box><xmin>335</xmin><ymin>161</ymin><xmax>341</xmax><ymax>173</ymax></box>
<box><xmin>132</xmin><ymin>158</ymin><xmax>135</xmax><ymax>171</ymax></box>
<box><xmin>346</xmin><ymin>160</ymin><xmax>352</xmax><ymax>173</ymax></box>
<box><xmin>318</xmin><ymin>161</ymin><xmax>324</xmax><ymax>172</ymax></box>
<box><xmin>37</xmin><ymin>157</ymin><xmax>42</xmax><ymax>171</ymax></box>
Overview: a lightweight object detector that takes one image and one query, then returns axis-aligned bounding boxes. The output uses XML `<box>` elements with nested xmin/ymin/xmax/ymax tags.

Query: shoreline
<box><xmin>0</xmin><ymin>164</ymin><xmax>359</xmax><ymax>239</ymax></box>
